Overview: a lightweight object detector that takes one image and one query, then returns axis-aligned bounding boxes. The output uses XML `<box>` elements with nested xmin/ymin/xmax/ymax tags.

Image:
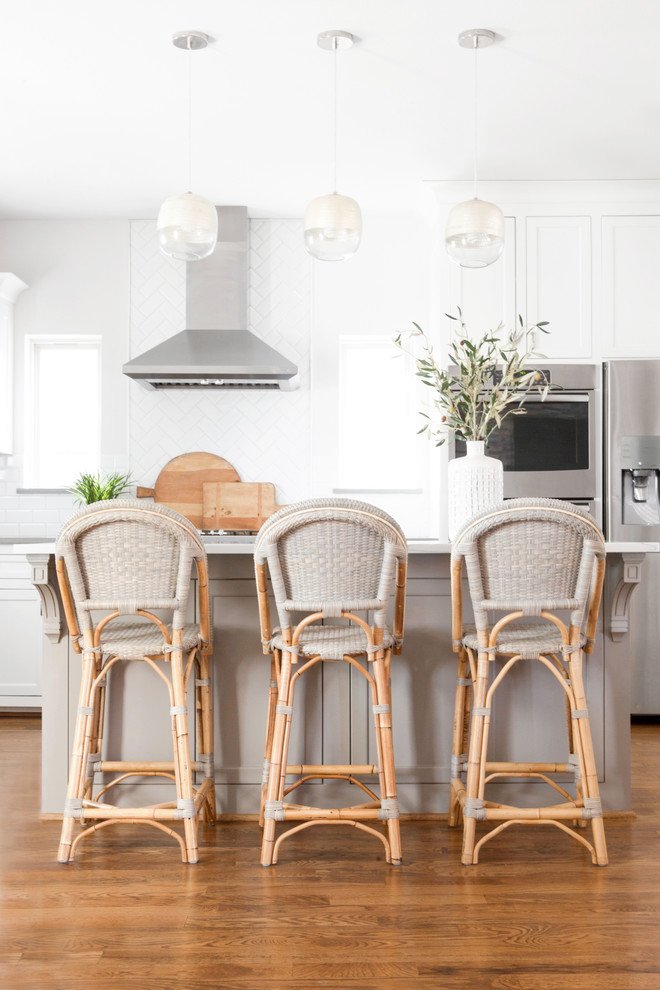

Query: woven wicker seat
<box><xmin>450</xmin><ymin>497</ymin><xmax>608</xmax><ymax>866</ymax></box>
<box><xmin>55</xmin><ymin>499</ymin><xmax>215</xmax><ymax>863</ymax></box>
<box><xmin>254</xmin><ymin>497</ymin><xmax>408</xmax><ymax>866</ymax></box>
<box><xmin>268</xmin><ymin>624</ymin><xmax>396</xmax><ymax>660</ymax></box>
<box><xmin>462</xmin><ymin>622</ymin><xmax>586</xmax><ymax>657</ymax></box>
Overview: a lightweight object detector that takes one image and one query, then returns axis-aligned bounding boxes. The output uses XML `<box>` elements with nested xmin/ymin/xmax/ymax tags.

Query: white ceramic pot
<box><xmin>447</xmin><ymin>439</ymin><xmax>504</xmax><ymax>540</ymax></box>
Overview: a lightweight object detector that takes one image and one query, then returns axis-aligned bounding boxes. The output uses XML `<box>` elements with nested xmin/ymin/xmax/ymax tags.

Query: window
<box><xmin>24</xmin><ymin>336</ymin><xmax>101</xmax><ymax>488</ymax></box>
<box><xmin>311</xmin><ymin>332</ymin><xmax>438</xmax><ymax>538</ymax></box>
<box><xmin>337</xmin><ymin>336</ymin><xmax>423</xmax><ymax>490</ymax></box>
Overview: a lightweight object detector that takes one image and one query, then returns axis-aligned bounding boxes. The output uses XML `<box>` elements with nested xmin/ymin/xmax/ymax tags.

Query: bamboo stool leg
<box><xmin>372</xmin><ymin>649</ymin><xmax>401</xmax><ymax>864</ymax></box>
<box><xmin>461</xmin><ymin>649</ymin><xmax>490</xmax><ymax>866</ymax></box>
<box><xmin>170</xmin><ymin>642</ymin><xmax>198</xmax><ymax>864</ymax></box>
<box><xmin>58</xmin><ymin>648</ymin><xmax>96</xmax><ymax>863</ymax></box>
<box><xmin>261</xmin><ymin>651</ymin><xmax>294</xmax><ymax>867</ymax></box>
<box><xmin>449</xmin><ymin>646</ymin><xmax>471</xmax><ymax>828</ymax></box>
<box><xmin>561</xmin><ymin>668</ymin><xmax>585</xmax><ymax>827</ymax></box>
<box><xmin>196</xmin><ymin>649</ymin><xmax>216</xmax><ymax>824</ymax></box>
<box><xmin>87</xmin><ymin>664</ymin><xmax>107</xmax><ymax>804</ymax></box>
<box><xmin>568</xmin><ymin>649</ymin><xmax>608</xmax><ymax>866</ymax></box>
<box><xmin>260</xmin><ymin>653</ymin><xmax>280</xmax><ymax>828</ymax></box>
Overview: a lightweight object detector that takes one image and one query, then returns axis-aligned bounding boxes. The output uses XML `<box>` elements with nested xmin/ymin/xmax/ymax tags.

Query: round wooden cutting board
<box><xmin>136</xmin><ymin>452</ymin><xmax>241</xmax><ymax>528</ymax></box>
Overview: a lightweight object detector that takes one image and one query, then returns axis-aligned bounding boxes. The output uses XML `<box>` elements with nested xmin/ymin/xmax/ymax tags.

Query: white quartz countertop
<box><xmin>6</xmin><ymin>538</ymin><xmax>660</xmax><ymax>555</ymax></box>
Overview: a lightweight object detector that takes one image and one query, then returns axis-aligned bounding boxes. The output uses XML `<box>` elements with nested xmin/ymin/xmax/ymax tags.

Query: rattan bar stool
<box><xmin>55</xmin><ymin>498</ymin><xmax>215</xmax><ymax>863</ymax></box>
<box><xmin>254</xmin><ymin>497</ymin><xmax>408</xmax><ymax>866</ymax></box>
<box><xmin>450</xmin><ymin>497</ymin><xmax>608</xmax><ymax>865</ymax></box>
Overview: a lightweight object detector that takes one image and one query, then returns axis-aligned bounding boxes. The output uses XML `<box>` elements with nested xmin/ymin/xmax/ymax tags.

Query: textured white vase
<box><xmin>447</xmin><ymin>440</ymin><xmax>504</xmax><ymax>540</ymax></box>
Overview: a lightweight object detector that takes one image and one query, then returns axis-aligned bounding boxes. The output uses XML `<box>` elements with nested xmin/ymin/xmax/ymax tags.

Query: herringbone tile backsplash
<box><xmin>129</xmin><ymin>219</ymin><xmax>311</xmax><ymax>506</ymax></box>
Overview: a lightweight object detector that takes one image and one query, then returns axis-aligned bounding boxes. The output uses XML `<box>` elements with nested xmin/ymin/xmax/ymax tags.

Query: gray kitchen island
<box><xmin>16</xmin><ymin>539</ymin><xmax>657</xmax><ymax>818</ymax></box>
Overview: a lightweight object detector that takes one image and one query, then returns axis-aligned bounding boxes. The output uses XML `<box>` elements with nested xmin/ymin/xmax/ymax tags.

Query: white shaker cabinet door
<box><xmin>601</xmin><ymin>215</ymin><xmax>660</xmax><ymax>356</ymax></box>
<box><xmin>0</xmin><ymin>554</ymin><xmax>42</xmax><ymax>707</ymax></box>
<box><xmin>525</xmin><ymin>215</ymin><xmax>592</xmax><ymax>358</ymax></box>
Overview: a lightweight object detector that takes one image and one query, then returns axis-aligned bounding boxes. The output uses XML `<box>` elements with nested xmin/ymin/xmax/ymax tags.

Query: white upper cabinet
<box><xmin>434</xmin><ymin>180</ymin><xmax>660</xmax><ymax>362</ymax></box>
<box><xmin>525</xmin><ymin>216</ymin><xmax>592</xmax><ymax>358</ymax></box>
<box><xmin>0</xmin><ymin>272</ymin><xmax>28</xmax><ymax>455</ymax></box>
<box><xmin>601</xmin><ymin>215</ymin><xmax>660</xmax><ymax>356</ymax></box>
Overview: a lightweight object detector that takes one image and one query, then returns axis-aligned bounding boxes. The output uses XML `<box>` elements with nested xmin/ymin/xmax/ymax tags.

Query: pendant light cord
<box><xmin>332</xmin><ymin>38</ymin><xmax>338</xmax><ymax>193</ymax></box>
<box><xmin>473</xmin><ymin>40</ymin><xmax>479</xmax><ymax>199</ymax></box>
<box><xmin>187</xmin><ymin>39</ymin><xmax>193</xmax><ymax>192</ymax></box>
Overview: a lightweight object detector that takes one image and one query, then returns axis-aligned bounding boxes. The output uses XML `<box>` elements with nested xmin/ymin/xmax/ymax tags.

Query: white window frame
<box><xmin>23</xmin><ymin>335</ymin><xmax>102</xmax><ymax>489</ymax></box>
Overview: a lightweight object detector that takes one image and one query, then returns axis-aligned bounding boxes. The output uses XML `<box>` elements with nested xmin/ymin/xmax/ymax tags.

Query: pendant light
<box><xmin>445</xmin><ymin>28</ymin><xmax>504</xmax><ymax>269</ymax></box>
<box><xmin>304</xmin><ymin>30</ymin><xmax>362</xmax><ymax>262</ymax></box>
<box><xmin>157</xmin><ymin>30</ymin><xmax>218</xmax><ymax>262</ymax></box>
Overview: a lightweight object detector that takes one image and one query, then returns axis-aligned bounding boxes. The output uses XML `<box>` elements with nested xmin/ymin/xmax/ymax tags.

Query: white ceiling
<box><xmin>2</xmin><ymin>0</ymin><xmax>660</xmax><ymax>220</ymax></box>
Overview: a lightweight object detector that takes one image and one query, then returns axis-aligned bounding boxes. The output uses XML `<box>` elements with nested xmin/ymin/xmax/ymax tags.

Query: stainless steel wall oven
<box><xmin>450</xmin><ymin>362</ymin><xmax>602</xmax><ymax>522</ymax></box>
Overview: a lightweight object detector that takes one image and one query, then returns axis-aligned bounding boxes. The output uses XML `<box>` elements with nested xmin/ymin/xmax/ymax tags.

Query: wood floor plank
<box><xmin>2</xmin><ymin>714</ymin><xmax>660</xmax><ymax>990</ymax></box>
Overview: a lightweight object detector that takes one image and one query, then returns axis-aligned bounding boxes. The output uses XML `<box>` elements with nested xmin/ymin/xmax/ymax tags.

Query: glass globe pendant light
<box><xmin>304</xmin><ymin>30</ymin><xmax>362</xmax><ymax>262</ymax></box>
<box><xmin>445</xmin><ymin>28</ymin><xmax>504</xmax><ymax>269</ymax></box>
<box><xmin>157</xmin><ymin>30</ymin><xmax>218</xmax><ymax>262</ymax></box>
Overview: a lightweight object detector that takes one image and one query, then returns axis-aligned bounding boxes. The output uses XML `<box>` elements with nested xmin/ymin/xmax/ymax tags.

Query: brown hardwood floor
<box><xmin>1</xmin><ymin>714</ymin><xmax>659</xmax><ymax>990</ymax></box>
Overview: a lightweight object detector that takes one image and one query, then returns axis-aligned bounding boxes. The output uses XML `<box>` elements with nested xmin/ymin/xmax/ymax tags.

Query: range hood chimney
<box><xmin>123</xmin><ymin>206</ymin><xmax>299</xmax><ymax>390</ymax></box>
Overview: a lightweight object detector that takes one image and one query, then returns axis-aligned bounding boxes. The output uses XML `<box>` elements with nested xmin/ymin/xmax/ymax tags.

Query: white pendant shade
<box><xmin>304</xmin><ymin>192</ymin><xmax>362</xmax><ymax>261</ymax></box>
<box><xmin>445</xmin><ymin>198</ymin><xmax>505</xmax><ymax>269</ymax></box>
<box><xmin>157</xmin><ymin>192</ymin><xmax>218</xmax><ymax>261</ymax></box>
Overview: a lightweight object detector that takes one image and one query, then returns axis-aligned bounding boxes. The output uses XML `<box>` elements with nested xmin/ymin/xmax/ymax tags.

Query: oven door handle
<box><xmin>514</xmin><ymin>393</ymin><xmax>590</xmax><ymax>402</ymax></box>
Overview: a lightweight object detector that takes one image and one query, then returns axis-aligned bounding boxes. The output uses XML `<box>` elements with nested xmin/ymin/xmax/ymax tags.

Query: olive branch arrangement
<box><xmin>393</xmin><ymin>311</ymin><xmax>553</xmax><ymax>446</ymax></box>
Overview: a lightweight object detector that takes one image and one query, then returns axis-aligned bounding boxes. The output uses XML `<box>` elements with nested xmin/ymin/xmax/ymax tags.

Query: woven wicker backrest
<box><xmin>254</xmin><ymin>498</ymin><xmax>408</xmax><ymax>629</ymax></box>
<box><xmin>451</xmin><ymin>497</ymin><xmax>606</xmax><ymax>630</ymax></box>
<box><xmin>55</xmin><ymin>499</ymin><xmax>206</xmax><ymax>634</ymax></box>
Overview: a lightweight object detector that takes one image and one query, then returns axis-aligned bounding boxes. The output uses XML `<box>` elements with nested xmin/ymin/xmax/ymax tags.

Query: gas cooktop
<box><xmin>198</xmin><ymin>530</ymin><xmax>259</xmax><ymax>544</ymax></box>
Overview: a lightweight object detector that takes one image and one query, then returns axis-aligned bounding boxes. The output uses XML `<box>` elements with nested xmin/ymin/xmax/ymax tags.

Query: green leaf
<box><xmin>68</xmin><ymin>471</ymin><xmax>132</xmax><ymax>505</ymax></box>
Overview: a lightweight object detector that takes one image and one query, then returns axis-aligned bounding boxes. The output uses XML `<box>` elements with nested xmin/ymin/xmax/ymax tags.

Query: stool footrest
<box><xmin>457</xmin><ymin>798</ymin><xmax>599</xmax><ymax>822</ymax></box>
<box><xmin>484</xmin><ymin>761</ymin><xmax>573</xmax><ymax>774</ymax></box>
<box><xmin>285</xmin><ymin>764</ymin><xmax>379</xmax><ymax>775</ymax></box>
<box><xmin>279</xmin><ymin>804</ymin><xmax>391</xmax><ymax>821</ymax></box>
<box><xmin>92</xmin><ymin>760</ymin><xmax>209</xmax><ymax>772</ymax></box>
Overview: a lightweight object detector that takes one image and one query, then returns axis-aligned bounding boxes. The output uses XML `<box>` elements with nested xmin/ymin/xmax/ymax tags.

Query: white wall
<box><xmin>4</xmin><ymin>181</ymin><xmax>660</xmax><ymax>539</ymax></box>
<box><xmin>0</xmin><ymin>220</ymin><xmax>129</xmax><ymax>537</ymax></box>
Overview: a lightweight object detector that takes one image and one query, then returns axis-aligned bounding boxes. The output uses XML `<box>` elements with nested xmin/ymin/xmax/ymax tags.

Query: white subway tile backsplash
<box><xmin>33</xmin><ymin>509</ymin><xmax>64</xmax><ymax>523</ymax></box>
<box><xmin>128</xmin><ymin>219</ymin><xmax>312</xmax><ymax>504</ymax></box>
<box><xmin>8</xmin><ymin>510</ymin><xmax>33</xmax><ymax>524</ymax></box>
<box><xmin>2</xmin><ymin>497</ymin><xmax>22</xmax><ymax>510</ymax></box>
<box><xmin>18</xmin><ymin>523</ymin><xmax>48</xmax><ymax>537</ymax></box>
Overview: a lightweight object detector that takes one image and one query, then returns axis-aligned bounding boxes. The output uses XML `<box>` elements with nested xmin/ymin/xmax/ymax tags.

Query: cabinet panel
<box><xmin>0</xmin><ymin>554</ymin><xmax>42</xmax><ymax>706</ymax></box>
<box><xmin>0</xmin><ymin>599</ymin><xmax>42</xmax><ymax>704</ymax></box>
<box><xmin>602</xmin><ymin>215</ymin><xmax>660</xmax><ymax>355</ymax></box>
<box><xmin>526</xmin><ymin>216</ymin><xmax>591</xmax><ymax>357</ymax></box>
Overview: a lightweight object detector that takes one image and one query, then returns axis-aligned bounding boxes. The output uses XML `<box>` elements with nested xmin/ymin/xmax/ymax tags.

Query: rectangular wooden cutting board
<box><xmin>202</xmin><ymin>482</ymin><xmax>281</xmax><ymax>531</ymax></box>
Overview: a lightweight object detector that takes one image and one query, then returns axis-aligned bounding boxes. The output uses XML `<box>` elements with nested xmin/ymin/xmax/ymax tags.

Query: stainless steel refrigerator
<box><xmin>604</xmin><ymin>359</ymin><xmax>660</xmax><ymax>713</ymax></box>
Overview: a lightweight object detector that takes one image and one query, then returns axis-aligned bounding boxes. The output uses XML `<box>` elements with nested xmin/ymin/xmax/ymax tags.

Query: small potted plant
<box><xmin>68</xmin><ymin>471</ymin><xmax>132</xmax><ymax>505</ymax></box>
<box><xmin>394</xmin><ymin>311</ymin><xmax>552</xmax><ymax>537</ymax></box>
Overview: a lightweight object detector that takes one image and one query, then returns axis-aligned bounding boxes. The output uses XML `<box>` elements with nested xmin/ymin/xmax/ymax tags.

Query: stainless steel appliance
<box><xmin>452</xmin><ymin>362</ymin><xmax>602</xmax><ymax>522</ymax></box>
<box><xmin>122</xmin><ymin>206</ymin><xmax>299</xmax><ymax>391</ymax></box>
<box><xmin>604</xmin><ymin>359</ymin><xmax>660</xmax><ymax>713</ymax></box>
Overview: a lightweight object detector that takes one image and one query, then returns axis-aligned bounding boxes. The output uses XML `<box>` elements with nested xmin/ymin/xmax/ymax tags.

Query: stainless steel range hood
<box><xmin>122</xmin><ymin>205</ymin><xmax>299</xmax><ymax>391</ymax></box>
